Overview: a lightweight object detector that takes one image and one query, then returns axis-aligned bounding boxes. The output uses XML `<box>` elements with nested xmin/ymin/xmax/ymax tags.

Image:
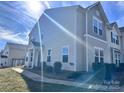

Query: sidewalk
<box><xmin>12</xmin><ymin>67</ymin><xmax>120</xmax><ymax>91</ymax></box>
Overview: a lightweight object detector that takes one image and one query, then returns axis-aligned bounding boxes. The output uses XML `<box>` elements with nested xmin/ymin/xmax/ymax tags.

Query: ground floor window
<box><xmin>114</xmin><ymin>51</ymin><xmax>120</xmax><ymax>67</ymax></box>
<box><xmin>47</xmin><ymin>49</ymin><xmax>51</xmax><ymax>62</ymax></box>
<box><xmin>94</xmin><ymin>47</ymin><xmax>104</xmax><ymax>63</ymax></box>
<box><xmin>62</xmin><ymin>47</ymin><xmax>69</xmax><ymax>63</ymax></box>
<box><xmin>30</xmin><ymin>49</ymin><xmax>33</xmax><ymax>62</ymax></box>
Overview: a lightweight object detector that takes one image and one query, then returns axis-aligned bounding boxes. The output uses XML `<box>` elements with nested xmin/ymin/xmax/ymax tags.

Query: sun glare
<box><xmin>27</xmin><ymin>1</ymin><xmax>41</xmax><ymax>13</ymax></box>
<box><xmin>26</xmin><ymin>1</ymin><xmax>45</xmax><ymax>18</ymax></box>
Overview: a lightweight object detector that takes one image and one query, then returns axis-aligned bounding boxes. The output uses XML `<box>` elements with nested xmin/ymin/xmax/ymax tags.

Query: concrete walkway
<box><xmin>12</xmin><ymin>67</ymin><xmax>120</xmax><ymax>91</ymax></box>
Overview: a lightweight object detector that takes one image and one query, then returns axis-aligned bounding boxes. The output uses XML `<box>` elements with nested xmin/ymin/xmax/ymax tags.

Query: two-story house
<box><xmin>25</xmin><ymin>2</ymin><xmax>122</xmax><ymax>72</ymax></box>
<box><xmin>1</xmin><ymin>42</ymin><xmax>27</xmax><ymax>67</ymax></box>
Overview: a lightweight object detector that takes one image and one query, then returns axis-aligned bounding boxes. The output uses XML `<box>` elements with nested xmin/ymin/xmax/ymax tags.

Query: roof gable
<box><xmin>87</xmin><ymin>2</ymin><xmax>109</xmax><ymax>23</ymax></box>
<box><xmin>109</xmin><ymin>22</ymin><xmax>120</xmax><ymax>35</ymax></box>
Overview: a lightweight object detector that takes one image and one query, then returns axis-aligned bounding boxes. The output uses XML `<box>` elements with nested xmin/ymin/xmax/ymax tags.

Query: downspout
<box><xmin>86</xmin><ymin>9</ymin><xmax>88</xmax><ymax>72</ymax></box>
<box><xmin>37</xmin><ymin>21</ymin><xmax>44</xmax><ymax>86</ymax></box>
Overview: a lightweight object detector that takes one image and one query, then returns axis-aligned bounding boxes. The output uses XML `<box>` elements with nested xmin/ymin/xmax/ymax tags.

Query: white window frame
<box><xmin>93</xmin><ymin>16</ymin><xmax>103</xmax><ymax>35</ymax></box>
<box><xmin>62</xmin><ymin>46</ymin><xmax>69</xmax><ymax>63</ymax></box>
<box><xmin>113</xmin><ymin>51</ymin><xmax>120</xmax><ymax>67</ymax></box>
<box><xmin>94</xmin><ymin>47</ymin><xmax>104</xmax><ymax>63</ymax></box>
<box><xmin>111</xmin><ymin>31</ymin><xmax>119</xmax><ymax>44</ymax></box>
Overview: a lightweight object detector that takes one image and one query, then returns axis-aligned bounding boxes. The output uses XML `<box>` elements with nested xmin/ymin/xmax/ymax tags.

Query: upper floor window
<box><xmin>47</xmin><ymin>49</ymin><xmax>51</xmax><ymax>62</ymax></box>
<box><xmin>62</xmin><ymin>47</ymin><xmax>69</xmax><ymax>63</ymax></box>
<box><xmin>111</xmin><ymin>32</ymin><xmax>119</xmax><ymax>45</ymax></box>
<box><xmin>93</xmin><ymin>17</ymin><xmax>103</xmax><ymax>36</ymax></box>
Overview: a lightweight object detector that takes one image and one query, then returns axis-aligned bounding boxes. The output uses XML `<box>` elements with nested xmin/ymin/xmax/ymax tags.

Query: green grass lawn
<box><xmin>0</xmin><ymin>68</ymin><xmax>41</xmax><ymax>92</ymax></box>
<box><xmin>0</xmin><ymin>68</ymin><xmax>100</xmax><ymax>92</ymax></box>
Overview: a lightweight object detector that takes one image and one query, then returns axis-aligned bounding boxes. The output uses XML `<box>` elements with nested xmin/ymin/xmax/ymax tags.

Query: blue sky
<box><xmin>0</xmin><ymin>1</ymin><xmax>124</xmax><ymax>50</ymax></box>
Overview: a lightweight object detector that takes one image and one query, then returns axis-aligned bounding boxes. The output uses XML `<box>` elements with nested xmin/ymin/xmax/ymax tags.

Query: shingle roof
<box><xmin>6</xmin><ymin>42</ymin><xmax>27</xmax><ymax>49</ymax></box>
<box><xmin>7</xmin><ymin>42</ymin><xmax>27</xmax><ymax>46</ymax></box>
<box><xmin>86</xmin><ymin>1</ymin><xmax>100</xmax><ymax>9</ymax></box>
<box><xmin>109</xmin><ymin>22</ymin><xmax>116</xmax><ymax>27</ymax></box>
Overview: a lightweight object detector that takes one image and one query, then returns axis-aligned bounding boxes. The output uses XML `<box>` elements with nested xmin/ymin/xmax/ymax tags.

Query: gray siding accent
<box><xmin>87</xmin><ymin>6</ymin><xmax>106</xmax><ymax>41</ymax></box>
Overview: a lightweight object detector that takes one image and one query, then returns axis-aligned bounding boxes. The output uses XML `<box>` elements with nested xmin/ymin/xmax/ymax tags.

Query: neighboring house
<box><xmin>1</xmin><ymin>42</ymin><xmax>27</xmax><ymax>67</ymax></box>
<box><xmin>25</xmin><ymin>2</ymin><xmax>122</xmax><ymax>72</ymax></box>
<box><xmin>25</xmin><ymin>23</ymin><xmax>41</xmax><ymax>68</ymax></box>
<box><xmin>0</xmin><ymin>51</ymin><xmax>8</xmax><ymax>68</ymax></box>
<box><xmin>107</xmin><ymin>22</ymin><xmax>121</xmax><ymax>67</ymax></box>
<box><xmin>119</xmin><ymin>27</ymin><xmax>124</xmax><ymax>63</ymax></box>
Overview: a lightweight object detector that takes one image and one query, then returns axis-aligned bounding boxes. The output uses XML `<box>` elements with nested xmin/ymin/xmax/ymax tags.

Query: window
<box><xmin>111</xmin><ymin>32</ymin><xmax>119</xmax><ymax>45</ymax></box>
<box><xmin>95</xmin><ymin>48</ymin><xmax>104</xmax><ymax>63</ymax></box>
<box><xmin>93</xmin><ymin>17</ymin><xmax>103</xmax><ymax>35</ymax></box>
<box><xmin>93</xmin><ymin>18</ymin><xmax>98</xmax><ymax>34</ymax></box>
<box><xmin>116</xmin><ymin>36</ymin><xmax>119</xmax><ymax>45</ymax></box>
<box><xmin>47</xmin><ymin>49</ymin><xmax>51</xmax><ymax>62</ymax></box>
<box><xmin>114</xmin><ymin>51</ymin><xmax>120</xmax><ymax>67</ymax></box>
<box><xmin>95</xmin><ymin>49</ymin><xmax>99</xmax><ymax>63</ymax></box>
<box><xmin>30</xmin><ymin>49</ymin><xmax>33</xmax><ymax>62</ymax></box>
<box><xmin>99</xmin><ymin>22</ymin><xmax>103</xmax><ymax>35</ymax></box>
<box><xmin>100</xmin><ymin>50</ymin><xmax>104</xmax><ymax>63</ymax></box>
<box><xmin>62</xmin><ymin>47</ymin><xmax>69</xmax><ymax>63</ymax></box>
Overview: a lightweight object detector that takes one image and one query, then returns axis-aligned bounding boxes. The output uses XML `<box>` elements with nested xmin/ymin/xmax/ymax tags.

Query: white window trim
<box><xmin>111</xmin><ymin>31</ymin><xmax>119</xmax><ymax>44</ymax></box>
<box><xmin>61</xmin><ymin>45</ymin><xmax>69</xmax><ymax>63</ymax></box>
<box><xmin>94</xmin><ymin>47</ymin><xmax>104</xmax><ymax>63</ymax></box>
<box><xmin>93</xmin><ymin>16</ymin><xmax>102</xmax><ymax>25</ymax></box>
<box><xmin>94</xmin><ymin>47</ymin><xmax>104</xmax><ymax>51</ymax></box>
<box><xmin>93</xmin><ymin>16</ymin><xmax>103</xmax><ymax>35</ymax></box>
<box><xmin>84</xmin><ymin>34</ymin><xmax>107</xmax><ymax>43</ymax></box>
<box><xmin>113</xmin><ymin>50</ymin><xmax>120</xmax><ymax>65</ymax></box>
